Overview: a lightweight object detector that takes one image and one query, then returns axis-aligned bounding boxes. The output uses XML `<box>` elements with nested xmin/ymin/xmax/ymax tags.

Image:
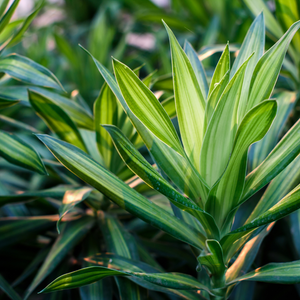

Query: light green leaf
<box><xmin>37</xmin><ymin>134</ymin><xmax>206</xmax><ymax>249</ymax></box>
<box><xmin>161</xmin><ymin>96</ymin><xmax>176</xmax><ymax>119</ymax></box>
<box><xmin>29</xmin><ymin>90</ymin><xmax>87</xmax><ymax>152</ymax></box>
<box><xmin>206</xmin><ymin>100</ymin><xmax>277</xmax><ymax>229</ymax></box>
<box><xmin>243</xmin><ymin>0</ymin><xmax>284</xmax><ymax>40</ymax></box>
<box><xmin>242</xmin><ymin>118</ymin><xmax>300</xmax><ymax>202</ymax></box>
<box><xmin>24</xmin><ymin>216</ymin><xmax>95</xmax><ymax>299</ymax></box>
<box><xmin>208</xmin><ymin>44</ymin><xmax>230</xmax><ymax>98</ymax></box>
<box><xmin>164</xmin><ymin>22</ymin><xmax>206</xmax><ymax>170</ymax></box>
<box><xmin>248</xmin><ymin>91</ymin><xmax>296</xmax><ymax>171</ymax></box>
<box><xmin>0</xmin><ymin>273</ymin><xmax>22</xmax><ymax>300</ymax></box>
<box><xmin>94</xmin><ymin>84</ymin><xmax>118</xmax><ymax>169</ymax></box>
<box><xmin>184</xmin><ymin>41</ymin><xmax>208</xmax><ymax>99</ymax></box>
<box><xmin>4</xmin><ymin>1</ymin><xmax>42</xmax><ymax>49</ymax></box>
<box><xmin>0</xmin><ymin>0</ymin><xmax>20</xmax><ymax>34</ymax></box>
<box><xmin>0</xmin><ymin>131</ymin><xmax>46</xmax><ymax>175</ymax></box>
<box><xmin>229</xmin><ymin>260</ymin><xmax>300</xmax><ymax>284</ymax></box>
<box><xmin>231</xmin><ymin>13</ymin><xmax>265</xmax><ymax>121</ymax></box>
<box><xmin>0</xmin><ymin>54</ymin><xmax>63</xmax><ymax>90</ymax></box>
<box><xmin>104</xmin><ymin>125</ymin><xmax>219</xmax><ymax>239</ymax></box>
<box><xmin>81</xmin><ymin>45</ymin><xmax>208</xmax><ymax>205</ymax></box>
<box><xmin>113</xmin><ymin>58</ymin><xmax>183</xmax><ymax>156</ymax></box>
<box><xmin>200</xmin><ymin>54</ymin><xmax>253</xmax><ymax>187</ymax></box>
<box><xmin>276</xmin><ymin>0</ymin><xmax>300</xmax><ymax>52</ymax></box>
<box><xmin>204</xmin><ymin>71</ymin><xmax>229</xmax><ymax>127</ymax></box>
<box><xmin>142</xmin><ymin>70</ymin><xmax>157</xmax><ymax>88</ymax></box>
<box><xmin>247</xmin><ymin>153</ymin><xmax>300</xmax><ymax>223</ymax></box>
<box><xmin>57</xmin><ymin>187</ymin><xmax>92</xmax><ymax>233</ymax></box>
<box><xmin>247</xmin><ymin>21</ymin><xmax>300</xmax><ymax>111</ymax></box>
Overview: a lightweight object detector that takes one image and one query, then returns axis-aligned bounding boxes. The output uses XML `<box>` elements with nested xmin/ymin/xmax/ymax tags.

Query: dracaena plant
<box><xmin>27</xmin><ymin>13</ymin><xmax>300</xmax><ymax>299</ymax></box>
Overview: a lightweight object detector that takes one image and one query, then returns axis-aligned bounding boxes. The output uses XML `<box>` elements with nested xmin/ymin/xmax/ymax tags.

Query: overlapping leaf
<box><xmin>29</xmin><ymin>90</ymin><xmax>87</xmax><ymax>152</ymax></box>
<box><xmin>200</xmin><ymin>54</ymin><xmax>253</xmax><ymax>186</ymax></box>
<box><xmin>205</xmin><ymin>100</ymin><xmax>277</xmax><ymax>229</ymax></box>
<box><xmin>0</xmin><ymin>54</ymin><xmax>63</xmax><ymax>90</ymax></box>
<box><xmin>37</xmin><ymin>134</ymin><xmax>206</xmax><ymax>249</ymax></box>
<box><xmin>247</xmin><ymin>21</ymin><xmax>300</xmax><ymax>111</ymax></box>
<box><xmin>0</xmin><ymin>131</ymin><xmax>46</xmax><ymax>175</ymax></box>
<box><xmin>164</xmin><ymin>22</ymin><xmax>206</xmax><ymax>169</ymax></box>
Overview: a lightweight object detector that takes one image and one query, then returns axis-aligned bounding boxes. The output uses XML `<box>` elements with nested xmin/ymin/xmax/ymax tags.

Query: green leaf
<box><xmin>37</xmin><ymin>134</ymin><xmax>206</xmax><ymax>249</ymax></box>
<box><xmin>40</xmin><ymin>264</ymin><xmax>211</xmax><ymax>294</ymax></box>
<box><xmin>164</xmin><ymin>22</ymin><xmax>206</xmax><ymax>170</ymax></box>
<box><xmin>0</xmin><ymin>131</ymin><xmax>46</xmax><ymax>175</ymax></box>
<box><xmin>248</xmin><ymin>91</ymin><xmax>296</xmax><ymax>170</ymax></box>
<box><xmin>242</xmin><ymin>118</ymin><xmax>300</xmax><ymax>202</ymax></box>
<box><xmin>161</xmin><ymin>96</ymin><xmax>176</xmax><ymax>119</ymax></box>
<box><xmin>0</xmin><ymin>185</ymin><xmax>74</xmax><ymax>207</ymax></box>
<box><xmin>0</xmin><ymin>115</ymin><xmax>40</xmax><ymax>133</ymax></box>
<box><xmin>207</xmin><ymin>44</ymin><xmax>230</xmax><ymax>98</ymax></box>
<box><xmin>31</xmin><ymin>87</ymin><xmax>94</xmax><ymax>130</ymax></box>
<box><xmin>0</xmin><ymin>218</ymin><xmax>54</xmax><ymax>248</ymax></box>
<box><xmin>225</xmin><ymin>224</ymin><xmax>274</xmax><ymax>282</ymax></box>
<box><xmin>247</xmin><ymin>153</ymin><xmax>300</xmax><ymax>223</ymax></box>
<box><xmin>184</xmin><ymin>41</ymin><xmax>208</xmax><ymax>98</ymax></box>
<box><xmin>243</xmin><ymin>0</ymin><xmax>284</xmax><ymax>40</ymax></box>
<box><xmin>81</xmin><ymin>45</ymin><xmax>208</xmax><ymax>205</ymax></box>
<box><xmin>232</xmin><ymin>183</ymin><xmax>300</xmax><ymax>234</ymax></box>
<box><xmin>4</xmin><ymin>1</ymin><xmax>42</xmax><ymax>49</ymax></box>
<box><xmin>100</xmin><ymin>214</ymin><xmax>146</xmax><ymax>299</ymax></box>
<box><xmin>100</xmin><ymin>213</ymin><xmax>139</xmax><ymax>259</ymax></box>
<box><xmin>86</xmin><ymin>255</ymin><xmax>209</xmax><ymax>300</ymax></box>
<box><xmin>231</xmin><ymin>13</ymin><xmax>265</xmax><ymax>121</ymax></box>
<box><xmin>229</xmin><ymin>260</ymin><xmax>300</xmax><ymax>284</ymax></box>
<box><xmin>24</xmin><ymin>216</ymin><xmax>95</xmax><ymax>299</ymax></box>
<box><xmin>0</xmin><ymin>98</ymin><xmax>19</xmax><ymax>109</ymax></box>
<box><xmin>104</xmin><ymin>125</ymin><xmax>219</xmax><ymax>239</ymax></box>
<box><xmin>142</xmin><ymin>70</ymin><xmax>157</xmax><ymax>88</ymax></box>
<box><xmin>200</xmin><ymin>54</ymin><xmax>253</xmax><ymax>186</ymax></box>
<box><xmin>57</xmin><ymin>187</ymin><xmax>92</xmax><ymax>234</ymax></box>
<box><xmin>205</xmin><ymin>100</ymin><xmax>277</xmax><ymax>229</ymax></box>
<box><xmin>276</xmin><ymin>0</ymin><xmax>300</xmax><ymax>52</ymax></box>
<box><xmin>112</xmin><ymin>58</ymin><xmax>183</xmax><ymax>156</ymax></box>
<box><xmin>4</xmin><ymin>86</ymin><xmax>94</xmax><ymax>130</ymax></box>
<box><xmin>0</xmin><ymin>54</ymin><xmax>63</xmax><ymax>90</ymax></box>
<box><xmin>0</xmin><ymin>0</ymin><xmax>9</xmax><ymax>17</ymax></box>
<box><xmin>204</xmin><ymin>71</ymin><xmax>229</xmax><ymax>127</ymax></box>
<box><xmin>0</xmin><ymin>0</ymin><xmax>20</xmax><ymax>34</ymax></box>
<box><xmin>94</xmin><ymin>84</ymin><xmax>118</xmax><ymax>169</ymax></box>
<box><xmin>79</xmin><ymin>236</ymin><xmax>113</xmax><ymax>300</ymax></box>
<box><xmin>0</xmin><ymin>273</ymin><xmax>22</xmax><ymax>300</ymax></box>
<box><xmin>198</xmin><ymin>240</ymin><xmax>226</xmax><ymax>277</ymax></box>
<box><xmin>247</xmin><ymin>21</ymin><xmax>300</xmax><ymax>111</ymax></box>
<box><xmin>29</xmin><ymin>90</ymin><xmax>87</xmax><ymax>152</ymax></box>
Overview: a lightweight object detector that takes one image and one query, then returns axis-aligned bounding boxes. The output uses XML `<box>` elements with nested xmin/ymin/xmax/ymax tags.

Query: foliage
<box><xmin>1</xmin><ymin>1</ymin><xmax>300</xmax><ymax>300</ymax></box>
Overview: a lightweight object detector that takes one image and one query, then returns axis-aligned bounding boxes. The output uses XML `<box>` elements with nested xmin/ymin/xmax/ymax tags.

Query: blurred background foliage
<box><xmin>1</xmin><ymin>0</ymin><xmax>300</xmax><ymax>299</ymax></box>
